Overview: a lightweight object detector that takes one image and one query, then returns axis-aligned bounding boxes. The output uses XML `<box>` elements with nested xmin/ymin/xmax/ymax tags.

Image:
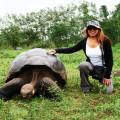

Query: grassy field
<box><xmin>0</xmin><ymin>44</ymin><xmax>120</xmax><ymax>120</ymax></box>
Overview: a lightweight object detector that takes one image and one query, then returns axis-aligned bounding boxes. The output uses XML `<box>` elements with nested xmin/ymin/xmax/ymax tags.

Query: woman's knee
<box><xmin>79</xmin><ymin>62</ymin><xmax>93</xmax><ymax>71</ymax></box>
<box><xmin>78</xmin><ymin>62</ymin><xmax>91</xmax><ymax>71</ymax></box>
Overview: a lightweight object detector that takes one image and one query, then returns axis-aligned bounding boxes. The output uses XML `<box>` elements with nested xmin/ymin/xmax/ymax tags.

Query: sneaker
<box><xmin>106</xmin><ymin>83</ymin><xmax>113</xmax><ymax>94</ymax></box>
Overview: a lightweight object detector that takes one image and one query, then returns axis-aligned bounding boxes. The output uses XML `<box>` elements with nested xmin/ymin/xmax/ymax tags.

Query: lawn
<box><xmin>0</xmin><ymin>44</ymin><xmax>120</xmax><ymax>120</ymax></box>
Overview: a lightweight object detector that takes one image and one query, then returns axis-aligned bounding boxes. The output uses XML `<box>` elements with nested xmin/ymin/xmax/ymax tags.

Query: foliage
<box><xmin>99</xmin><ymin>3</ymin><xmax>120</xmax><ymax>44</ymax></box>
<box><xmin>0</xmin><ymin>1</ymin><xmax>107</xmax><ymax>48</ymax></box>
<box><xmin>0</xmin><ymin>1</ymin><xmax>120</xmax><ymax>47</ymax></box>
<box><xmin>99</xmin><ymin>5</ymin><xmax>109</xmax><ymax>20</ymax></box>
<box><xmin>46</xmin><ymin>85</ymin><xmax>63</xmax><ymax>101</ymax></box>
<box><xmin>0</xmin><ymin>25</ymin><xmax>22</xmax><ymax>49</ymax></box>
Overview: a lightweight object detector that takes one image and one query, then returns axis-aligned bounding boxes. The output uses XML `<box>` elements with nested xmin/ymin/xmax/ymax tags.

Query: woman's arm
<box><xmin>55</xmin><ymin>39</ymin><xmax>85</xmax><ymax>54</ymax></box>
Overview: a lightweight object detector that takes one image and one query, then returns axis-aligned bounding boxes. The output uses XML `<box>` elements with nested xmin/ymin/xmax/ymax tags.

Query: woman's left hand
<box><xmin>103</xmin><ymin>78</ymin><xmax>111</xmax><ymax>86</ymax></box>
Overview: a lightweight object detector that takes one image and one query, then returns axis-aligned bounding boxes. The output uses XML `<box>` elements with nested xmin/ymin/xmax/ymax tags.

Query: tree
<box><xmin>101</xmin><ymin>4</ymin><xmax>120</xmax><ymax>44</ymax></box>
<box><xmin>0</xmin><ymin>25</ymin><xmax>21</xmax><ymax>49</ymax></box>
<box><xmin>99</xmin><ymin>5</ymin><xmax>109</xmax><ymax>20</ymax></box>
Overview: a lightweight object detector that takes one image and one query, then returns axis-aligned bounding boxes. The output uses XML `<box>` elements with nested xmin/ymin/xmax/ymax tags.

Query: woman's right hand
<box><xmin>47</xmin><ymin>50</ymin><xmax>56</xmax><ymax>55</ymax></box>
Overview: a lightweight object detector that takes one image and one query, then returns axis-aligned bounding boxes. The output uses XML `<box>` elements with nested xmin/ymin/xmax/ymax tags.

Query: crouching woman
<box><xmin>48</xmin><ymin>20</ymin><xmax>113</xmax><ymax>94</ymax></box>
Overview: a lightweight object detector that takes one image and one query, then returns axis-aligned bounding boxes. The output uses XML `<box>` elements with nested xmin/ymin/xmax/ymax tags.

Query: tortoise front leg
<box><xmin>39</xmin><ymin>77</ymin><xmax>62</xmax><ymax>100</ymax></box>
<box><xmin>0</xmin><ymin>78</ymin><xmax>25</xmax><ymax>99</ymax></box>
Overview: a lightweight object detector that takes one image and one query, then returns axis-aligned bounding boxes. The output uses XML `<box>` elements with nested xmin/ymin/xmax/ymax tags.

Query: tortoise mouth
<box><xmin>22</xmin><ymin>94</ymin><xmax>33</xmax><ymax>99</ymax></box>
<box><xmin>21</xmin><ymin>91</ymin><xmax>35</xmax><ymax>99</ymax></box>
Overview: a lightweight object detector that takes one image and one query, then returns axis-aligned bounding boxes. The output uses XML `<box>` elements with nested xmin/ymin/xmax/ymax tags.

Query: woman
<box><xmin>48</xmin><ymin>20</ymin><xmax>113</xmax><ymax>94</ymax></box>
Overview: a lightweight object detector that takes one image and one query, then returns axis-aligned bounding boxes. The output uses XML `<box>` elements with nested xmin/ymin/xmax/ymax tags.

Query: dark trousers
<box><xmin>78</xmin><ymin>61</ymin><xmax>113</xmax><ymax>93</ymax></box>
<box><xmin>78</xmin><ymin>61</ymin><xmax>94</xmax><ymax>91</ymax></box>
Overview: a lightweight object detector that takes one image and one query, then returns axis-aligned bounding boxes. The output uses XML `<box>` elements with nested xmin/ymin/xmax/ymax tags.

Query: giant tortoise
<box><xmin>0</xmin><ymin>48</ymin><xmax>67</xmax><ymax>99</ymax></box>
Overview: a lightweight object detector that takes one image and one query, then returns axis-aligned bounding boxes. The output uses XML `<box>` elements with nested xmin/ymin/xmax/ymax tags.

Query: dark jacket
<box><xmin>55</xmin><ymin>38</ymin><xmax>113</xmax><ymax>79</ymax></box>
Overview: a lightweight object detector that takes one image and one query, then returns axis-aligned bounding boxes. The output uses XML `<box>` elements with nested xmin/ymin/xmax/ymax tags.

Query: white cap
<box><xmin>87</xmin><ymin>20</ymin><xmax>101</xmax><ymax>29</ymax></box>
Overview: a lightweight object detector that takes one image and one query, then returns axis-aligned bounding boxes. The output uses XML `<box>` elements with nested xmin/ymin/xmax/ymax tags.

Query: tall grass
<box><xmin>0</xmin><ymin>45</ymin><xmax>120</xmax><ymax>120</ymax></box>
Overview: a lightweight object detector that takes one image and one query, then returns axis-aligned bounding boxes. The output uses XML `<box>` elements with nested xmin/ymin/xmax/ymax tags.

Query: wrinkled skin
<box><xmin>0</xmin><ymin>65</ymin><xmax>65</xmax><ymax>100</ymax></box>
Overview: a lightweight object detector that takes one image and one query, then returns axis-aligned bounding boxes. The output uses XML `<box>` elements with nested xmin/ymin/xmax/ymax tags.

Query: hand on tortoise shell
<box><xmin>47</xmin><ymin>50</ymin><xmax>56</xmax><ymax>55</ymax></box>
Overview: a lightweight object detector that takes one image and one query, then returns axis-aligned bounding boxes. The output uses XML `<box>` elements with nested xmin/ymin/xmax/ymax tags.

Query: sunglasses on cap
<box><xmin>87</xmin><ymin>26</ymin><xmax>100</xmax><ymax>30</ymax></box>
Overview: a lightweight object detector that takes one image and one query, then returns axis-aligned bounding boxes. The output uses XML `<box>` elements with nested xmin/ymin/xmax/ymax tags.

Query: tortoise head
<box><xmin>20</xmin><ymin>84</ymin><xmax>35</xmax><ymax>98</ymax></box>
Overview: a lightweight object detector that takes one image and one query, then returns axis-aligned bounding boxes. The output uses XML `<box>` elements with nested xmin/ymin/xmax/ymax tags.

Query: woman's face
<box><xmin>87</xmin><ymin>26</ymin><xmax>100</xmax><ymax>37</ymax></box>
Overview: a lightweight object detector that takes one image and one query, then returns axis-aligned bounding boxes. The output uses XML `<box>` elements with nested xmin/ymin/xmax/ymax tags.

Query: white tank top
<box><xmin>86</xmin><ymin>43</ymin><xmax>103</xmax><ymax>66</ymax></box>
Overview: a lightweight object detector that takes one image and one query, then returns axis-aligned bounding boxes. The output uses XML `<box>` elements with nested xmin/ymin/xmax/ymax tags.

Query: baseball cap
<box><xmin>87</xmin><ymin>20</ymin><xmax>101</xmax><ymax>29</ymax></box>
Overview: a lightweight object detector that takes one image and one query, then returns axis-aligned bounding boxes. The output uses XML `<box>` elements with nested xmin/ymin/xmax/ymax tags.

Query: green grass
<box><xmin>0</xmin><ymin>46</ymin><xmax>120</xmax><ymax>120</ymax></box>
